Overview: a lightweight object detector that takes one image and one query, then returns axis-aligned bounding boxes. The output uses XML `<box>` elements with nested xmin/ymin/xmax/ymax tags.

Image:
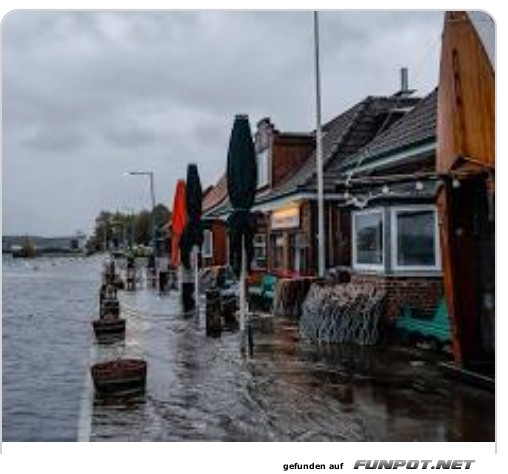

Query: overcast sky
<box><xmin>2</xmin><ymin>10</ymin><xmax>444</xmax><ymax>237</ymax></box>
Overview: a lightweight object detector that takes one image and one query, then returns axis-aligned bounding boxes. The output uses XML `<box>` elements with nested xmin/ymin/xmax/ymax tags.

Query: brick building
<box><xmin>247</xmin><ymin>95</ymin><xmax>420</xmax><ymax>275</ymax></box>
<box><xmin>333</xmin><ymin>89</ymin><xmax>443</xmax><ymax>320</ymax></box>
<box><xmin>202</xmin><ymin>117</ymin><xmax>314</xmax><ymax>273</ymax></box>
<box><xmin>201</xmin><ymin>176</ymin><xmax>229</xmax><ymax>267</ymax></box>
<box><xmin>203</xmin><ymin>87</ymin><xmax>424</xmax><ymax>274</ymax></box>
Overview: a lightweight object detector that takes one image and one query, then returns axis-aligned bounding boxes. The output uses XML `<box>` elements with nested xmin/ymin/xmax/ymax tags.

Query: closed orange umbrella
<box><xmin>171</xmin><ymin>180</ymin><xmax>187</xmax><ymax>268</ymax></box>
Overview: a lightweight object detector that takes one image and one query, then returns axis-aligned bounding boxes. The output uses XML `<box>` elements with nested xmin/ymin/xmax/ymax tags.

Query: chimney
<box><xmin>400</xmin><ymin>67</ymin><xmax>409</xmax><ymax>94</ymax></box>
<box><xmin>257</xmin><ymin>117</ymin><xmax>272</xmax><ymax>129</ymax></box>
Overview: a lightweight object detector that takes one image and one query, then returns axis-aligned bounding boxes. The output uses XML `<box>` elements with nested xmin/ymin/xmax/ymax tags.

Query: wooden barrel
<box><xmin>91</xmin><ymin>359</ymin><xmax>147</xmax><ymax>395</ymax></box>
<box><xmin>93</xmin><ymin>316</ymin><xmax>126</xmax><ymax>339</ymax></box>
<box><xmin>101</xmin><ymin>298</ymin><xmax>120</xmax><ymax>318</ymax></box>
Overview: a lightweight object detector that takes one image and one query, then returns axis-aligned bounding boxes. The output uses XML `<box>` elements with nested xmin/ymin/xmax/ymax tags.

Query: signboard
<box><xmin>271</xmin><ymin>205</ymin><xmax>300</xmax><ymax>230</ymax></box>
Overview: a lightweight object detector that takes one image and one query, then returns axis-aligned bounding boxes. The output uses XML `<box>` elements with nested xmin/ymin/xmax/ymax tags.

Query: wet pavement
<box><xmin>3</xmin><ymin>256</ymin><xmax>495</xmax><ymax>441</ymax></box>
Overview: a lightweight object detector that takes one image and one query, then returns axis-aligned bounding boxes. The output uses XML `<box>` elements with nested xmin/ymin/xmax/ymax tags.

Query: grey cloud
<box><xmin>2</xmin><ymin>10</ymin><xmax>443</xmax><ymax>236</ymax></box>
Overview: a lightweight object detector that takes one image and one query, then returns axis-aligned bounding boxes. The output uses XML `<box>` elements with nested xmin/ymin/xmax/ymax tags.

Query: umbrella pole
<box><xmin>240</xmin><ymin>237</ymin><xmax>253</xmax><ymax>356</ymax></box>
<box><xmin>240</xmin><ymin>236</ymin><xmax>246</xmax><ymax>333</ymax></box>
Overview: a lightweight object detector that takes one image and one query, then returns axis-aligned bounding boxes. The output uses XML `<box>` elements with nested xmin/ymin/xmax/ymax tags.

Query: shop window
<box><xmin>271</xmin><ymin>234</ymin><xmax>284</xmax><ymax>269</ymax></box>
<box><xmin>391</xmin><ymin>206</ymin><xmax>440</xmax><ymax>271</ymax></box>
<box><xmin>352</xmin><ymin>209</ymin><xmax>384</xmax><ymax>270</ymax></box>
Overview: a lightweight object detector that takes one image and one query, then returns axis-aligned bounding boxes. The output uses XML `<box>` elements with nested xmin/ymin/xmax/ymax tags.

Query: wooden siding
<box><xmin>437</xmin><ymin>11</ymin><xmax>495</xmax><ymax>173</ymax></box>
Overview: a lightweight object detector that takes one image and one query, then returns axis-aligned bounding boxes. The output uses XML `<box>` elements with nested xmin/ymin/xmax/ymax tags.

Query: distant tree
<box><xmin>90</xmin><ymin>204</ymin><xmax>173</xmax><ymax>251</ymax></box>
<box><xmin>134</xmin><ymin>210</ymin><xmax>151</xmax><ymax>245</ymax></box>
<box><xmin>153</xmin><ymin>203</ymin><xmax>171</xmax><ymax>230</ymax></box>
<box><xmin>94</xmin><ymin>211</ymin><xmax>113</xmax><ymax>251</ymax></box>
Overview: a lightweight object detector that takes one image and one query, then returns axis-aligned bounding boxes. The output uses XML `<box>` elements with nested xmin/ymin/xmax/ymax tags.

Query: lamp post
<box><xmin>314</xmin><ymin>11</ymin><xmax>326</xmax><ymax>278</ymax></box>
<box><xmin>125</xmin><ymin>171</ymin><xmax>156</xmax><ymax>255</ymax></box>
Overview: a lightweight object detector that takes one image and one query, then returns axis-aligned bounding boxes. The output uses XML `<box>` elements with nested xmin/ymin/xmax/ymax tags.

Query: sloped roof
<box><xmin>259</xmin><ymin>94</ymin><xmax>421</xmax><ymax>200</ymax></box>
<box><xmin>202</xmin><ymin>173</ymin><xmax>228</xmax><ymax>213</ymax></box>
<box><xmin>204</xmin><ymin>94</ymin><xmax>423</xmax><ymax>217</ymax></box>
<box><xmin>338</xmin><ymin>89</ymin><xmax>437</xmax><ymax>173</ymax></box>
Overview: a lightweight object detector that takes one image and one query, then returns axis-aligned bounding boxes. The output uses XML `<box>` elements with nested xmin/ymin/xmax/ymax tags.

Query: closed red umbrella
<box><xmin>170</xmin><ymin>180</ymin><xmax>187</xmax><ymax>268</ymax></box>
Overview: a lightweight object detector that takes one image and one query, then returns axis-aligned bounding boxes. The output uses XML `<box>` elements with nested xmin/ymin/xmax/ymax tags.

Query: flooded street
<box><xmin>3</xmin><ymin>256</ymin><xmax>494</xmax><ymax>442</ymax></box>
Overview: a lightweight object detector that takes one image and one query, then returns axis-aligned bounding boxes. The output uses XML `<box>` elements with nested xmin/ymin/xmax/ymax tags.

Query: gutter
<box><xmin>341</xmin><ymin>139</ymin><xmax>436</xmax><ymax>175</ymax></box>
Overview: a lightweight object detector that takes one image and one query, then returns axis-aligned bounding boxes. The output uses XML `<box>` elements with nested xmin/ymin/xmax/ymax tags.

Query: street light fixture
<box><xmin>124</xmin><ymin>171</ymin><xmax>156</xmax><ymax>254</ymax></box>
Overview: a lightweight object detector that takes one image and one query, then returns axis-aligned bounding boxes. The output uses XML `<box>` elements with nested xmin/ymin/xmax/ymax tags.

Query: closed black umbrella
<box><xmin>179</xmin><ymin>164</ymin><xmax>203</xmax><ymax>269</ymax></box>
<box><xmin>226</xmin><ymin>115</ymin><xmax>257</xmax><ymax>347</ymax></box>
<box><xmin>226</xmin><ymin>115</ymin><xmax>257</xmax><ymax>277</ymax></box>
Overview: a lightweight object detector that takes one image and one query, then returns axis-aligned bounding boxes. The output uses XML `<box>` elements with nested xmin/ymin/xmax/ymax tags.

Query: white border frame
<box><xmin>352</xmin><ymin>208</ymin><xmax>385</xmax><ymax>271</ymax></box>
<box><xmin>390</xmin><ymin>204</ymin><xmax>442</xmax><ymax>272</ymax></box>
<box><xmin>253</xmin><ymin>233</ymin><xmax>267</xmax><ymax>260</ymax></box>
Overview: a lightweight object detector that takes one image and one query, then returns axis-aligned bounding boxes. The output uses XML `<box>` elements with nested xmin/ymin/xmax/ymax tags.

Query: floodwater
<box><xmin>2</xmin><ymin>256</ymin><xmax>495</xmax><ymax>441</ymax></box>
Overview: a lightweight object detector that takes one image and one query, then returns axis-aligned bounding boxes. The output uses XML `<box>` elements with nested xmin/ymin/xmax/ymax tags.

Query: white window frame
<box><xmin>352</xmin><ymin>208</ymin><xmax>385</xmax><ymax>272</ymax></box>
<box><xmin>257</xmin><ymin>148</ymin><xmax>270</xmax><ymax>189</ymax></box>
<box><xmin>254</xmin><ymin>233</ymin><xmax>267</xmax><ymax>257</ymax></box>
<box><xmin>390</xmin><ymin>205</ymin><xmax>441</xmax><ymax>272</ymax></box>
<box><xmin>202</xmin><ymin>229</ymin><xmax>213</xmax><ymax>258</ymax></box>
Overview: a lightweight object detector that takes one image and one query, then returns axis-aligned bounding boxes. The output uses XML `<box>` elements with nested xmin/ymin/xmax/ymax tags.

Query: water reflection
<box><xmin>89</xmin><ymin>285</ymin><xmax>494</xmax><ymax>441</ymax></box>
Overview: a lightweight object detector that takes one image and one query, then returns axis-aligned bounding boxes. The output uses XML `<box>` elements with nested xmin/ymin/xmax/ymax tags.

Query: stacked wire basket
<box><xmin>299</xmin><ymin>283</ymin><xmax>385</xmax><ymax>345</ymax></box>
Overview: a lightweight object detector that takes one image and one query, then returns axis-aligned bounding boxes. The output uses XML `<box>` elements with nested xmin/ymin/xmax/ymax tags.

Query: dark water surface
<box><xmin>3</xmin><ymin>255</ymin><xmax>100</xmax><ymax>441</ymax></box>
<box><xmin>3</xmin><ymin>256</ymin><xmax>495</xmax><ymax>441</ymax></box>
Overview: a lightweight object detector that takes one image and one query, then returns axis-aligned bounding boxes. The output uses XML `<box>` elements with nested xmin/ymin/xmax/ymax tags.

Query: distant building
<box><xmin>2</xmin><ymin>232</ymin><xmax>88</xmax><ymax>255</ymax></box>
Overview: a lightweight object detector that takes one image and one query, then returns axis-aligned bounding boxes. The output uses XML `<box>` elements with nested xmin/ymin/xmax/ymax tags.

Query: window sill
<box><xmin>339</xmin><ymin>266</ymin><xmax>443</xmax><ymax>279</ymax></box>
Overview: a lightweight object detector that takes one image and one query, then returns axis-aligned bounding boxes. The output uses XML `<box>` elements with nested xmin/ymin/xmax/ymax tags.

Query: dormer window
<box><xmin>257</xmin><ymin>147</ymin><xmax>270</xmax><ymax>189</ymax></box>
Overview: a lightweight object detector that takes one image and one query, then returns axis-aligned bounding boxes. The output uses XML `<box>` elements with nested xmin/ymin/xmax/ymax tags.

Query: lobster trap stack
<box><xmin>272</xmin><ymin>277</ymin><xmax>316</xmax><ymax>319</ymax></box>
<box><xmin>299</xmin><ymin>283</ymin><xmax>385</xmax><ymax>345</ymax></box>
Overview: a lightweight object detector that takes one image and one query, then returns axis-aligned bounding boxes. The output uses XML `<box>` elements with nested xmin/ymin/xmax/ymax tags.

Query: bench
<box><xmin>249</xmin><ymin>274</ymin><xmax>277</xmax><ymax>311</ymax></box>
<box><xmin>394</xmin><ymin>298</ymin><xmax>451</xmax><ymax>349</ymax></box>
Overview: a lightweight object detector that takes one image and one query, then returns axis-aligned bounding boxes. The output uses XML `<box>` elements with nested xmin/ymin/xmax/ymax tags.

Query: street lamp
<box><xmin>124</xmin><ymin>171</ymin><xmax>156</xmax><ymax>254</ymax></box>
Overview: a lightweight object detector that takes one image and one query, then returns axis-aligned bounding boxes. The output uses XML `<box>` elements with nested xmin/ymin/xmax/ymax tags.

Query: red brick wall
<box><xmin>203</xmin><ymin>220</ymin><xmax>227</xmax><ymax>267</ymax></box>
<box><xmin>271</xmin><ymin>135</ymin><xmax>314</xmax><ymax>188</ymax></box>
<box><xmin>349</xmin><ymin>273</ymin><xmax>443</xmax><ymax>319</ymax></box>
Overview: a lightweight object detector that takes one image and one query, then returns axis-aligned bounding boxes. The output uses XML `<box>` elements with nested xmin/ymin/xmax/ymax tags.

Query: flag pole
<box><xmin>314</xmin><ymin>11</ymin><xmax>326</xmax><ymax>278</ymax></box>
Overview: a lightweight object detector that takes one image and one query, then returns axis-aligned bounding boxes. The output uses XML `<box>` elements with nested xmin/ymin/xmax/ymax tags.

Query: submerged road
<box><xmin>2</xmin><ymin>256</ymin><xmax>495</xmax><ymax>441</ymax></box>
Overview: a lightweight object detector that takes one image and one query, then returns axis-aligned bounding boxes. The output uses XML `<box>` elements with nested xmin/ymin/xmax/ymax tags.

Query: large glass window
<box><xmin>392</xmin><ymin>207</ymin><xmax>440</xmax><ymax>270</ymax></box>
<box><xmin>353</xmin><ymin>210</ymin><xmax>384</xmax><ymax>269</ymax></box>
